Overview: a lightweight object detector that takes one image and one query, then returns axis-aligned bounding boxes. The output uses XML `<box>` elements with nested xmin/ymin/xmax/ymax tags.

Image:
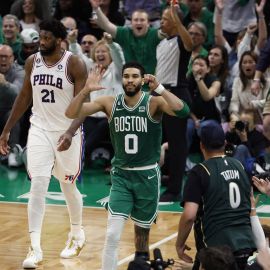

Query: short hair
<box><xmin>131</xmin><ymin>9</ymin><xmax>149</xmax><ymax>21</ymax></box>
<box><xmin>192</xmin><ymin>55</ymin><xmax>210</xmax><ymax>67</ymax></box>
<box><xmin>3</xmin><ymin>14</ymin><xmax>20</xmax><ymax>29</ymax></box>
<box><xmin>199</xmin><ymin>246</ymin><xmax>237</xmax><ymax>270</ymax></box>
<box><xmin>39</xmin><ymin>19</ymin><xmax>67</xmax><ymax>40</ymax></box>
<box><xmin>188</xmin><ymin>21</ymin><xmax>207</xmax><ymax>38</ymax></box>
<box><xmin>122</xmin><ymin>62</ymin><xmax>145</xmax><ymax>77</ymax></box>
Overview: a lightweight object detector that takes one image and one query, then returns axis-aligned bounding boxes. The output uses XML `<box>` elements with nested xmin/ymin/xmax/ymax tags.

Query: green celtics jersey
<box><xmin>109</xmin><ymin>92</ymin><xmax>162</xmax><ymax>168</ymax></box>
<box><xmin>200</xmin><ymin>156</ymin><xmax>255</xmax><ymax>251</ymax></box>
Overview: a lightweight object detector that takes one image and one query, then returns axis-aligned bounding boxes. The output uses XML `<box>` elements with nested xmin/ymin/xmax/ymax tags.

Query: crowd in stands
<box><xmin>0</xmin><ymin>0</ymin><xmax>270</xmax><ymax>199</ymax></box>
<box><xmin>1</xmin><ymin>0</ymin><xmax>270</xmax><ymax>269</ymax></box>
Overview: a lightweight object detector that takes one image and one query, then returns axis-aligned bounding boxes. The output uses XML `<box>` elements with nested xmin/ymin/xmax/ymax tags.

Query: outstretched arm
<box><xmin>89</xmin><ymin>0</ymin><xmax>117</xmax><ymax>38</ymax></box>
<box><xmin>65</xmin><ymin>66</ymin><xmax>109</xmax><ymax>119</ymax></box>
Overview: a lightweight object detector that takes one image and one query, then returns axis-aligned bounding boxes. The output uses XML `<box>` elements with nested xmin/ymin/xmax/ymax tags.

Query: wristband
<box><xmin>253</xmin><ymin>78</ymin><xmax>261</xmax><ymax>82</ymax></box>
<box><xmin>154</xmin><ymin>84</ymin><xmax>165</xmax><ymax>95</ymax></box>
<box><xmin>251</xmin><ymin>207</ymin><xmax>256</xmax><ymax>210</ymax></box>
<box><xmin>195</xmin><ymin>76</ymin><xmax>202</xmax><ymax>82</ymax></box>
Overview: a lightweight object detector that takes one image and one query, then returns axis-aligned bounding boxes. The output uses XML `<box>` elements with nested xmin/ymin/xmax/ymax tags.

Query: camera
<box><xmin>127</xmin><ymin>249</ymin><xmax>174</xmax><ymax>270</ymax></box>
<box><xmin>235</xmin><ymin>120</ymin><xmax>248</xmax><ymax>132</ymax></box>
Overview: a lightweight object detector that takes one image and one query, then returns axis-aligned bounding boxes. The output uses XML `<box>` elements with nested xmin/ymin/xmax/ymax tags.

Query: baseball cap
<box><xmin>200</xmin><ymin>121</ymin><xmax>225</xmax><ymax>149</ymax></box>
<box><xmin>20</xmin><ymin>29</ymin><xmax>40</xmax><ymax>44</ymax></box>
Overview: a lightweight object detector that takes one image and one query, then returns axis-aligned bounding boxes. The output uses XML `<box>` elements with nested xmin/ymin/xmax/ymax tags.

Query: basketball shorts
<box><xmin>27</xmin><ymin>124</ymin><xmax>83</xmax><ymax>183</ymax></box>
<box><xmin>108</xmin><ymin>165</ymin><xmax>160</xmax><ymax>227</ymax></box>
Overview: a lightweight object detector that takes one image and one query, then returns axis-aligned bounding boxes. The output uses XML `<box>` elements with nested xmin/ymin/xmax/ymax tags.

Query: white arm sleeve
<box><xmin>251</xmin><ymin>215</ymin><xmax>266</xmax><ymax>251</ymax></box>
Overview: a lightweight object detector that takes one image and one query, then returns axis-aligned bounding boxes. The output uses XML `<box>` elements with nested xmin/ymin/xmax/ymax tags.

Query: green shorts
<box><xmin>108</xmin><ymin>165</ymin><xmax>161</xmax><ymax>227</ymax></box>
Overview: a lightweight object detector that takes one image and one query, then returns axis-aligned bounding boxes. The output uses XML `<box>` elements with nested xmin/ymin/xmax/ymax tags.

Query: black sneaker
<box><xmin>159</xmin><ymin>191</ymin><xmax>180</xmax><ymax>203</ymax></box>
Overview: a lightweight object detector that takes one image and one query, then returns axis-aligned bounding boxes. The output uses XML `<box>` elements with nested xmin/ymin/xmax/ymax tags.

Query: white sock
<box><xmin>28</xmin><ymin>176</ymin><xmax>50</xmax><ymax>251</ymax></box>
<box><xmin>102</xmin><ymin>215</ymin><xmax>126</xmax><ymax>270</ymax></box>
<box><xmin>60</xmin><ymin>182</ymin><xmax>83</xmax><ymax>237</ymax></box>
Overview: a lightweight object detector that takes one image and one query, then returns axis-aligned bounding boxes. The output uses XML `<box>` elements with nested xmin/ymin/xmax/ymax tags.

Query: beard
<box><xmin>40</xmin><ymin>43</ymin><xmax>57</xmax><ymax>56</ymax></box>
<box><xmin>123</xmin><ymin>83</ymin><xmax>142</xmax><ymax>97</ymax></box>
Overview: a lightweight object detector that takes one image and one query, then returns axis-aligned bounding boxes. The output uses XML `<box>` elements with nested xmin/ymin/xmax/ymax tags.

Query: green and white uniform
<box><xmin>108</xmin><ymin>92</ymin><xmax>162</xmax><ymax>227</ymax></box>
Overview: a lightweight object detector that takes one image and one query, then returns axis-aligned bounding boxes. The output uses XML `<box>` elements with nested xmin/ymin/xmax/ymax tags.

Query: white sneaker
<box><xmin>22</xmin><ymin>247</ymin><xmax>43</xmax><ymax>269</ymax></box>
<box><xmin>60</xmin><ymin>230</ymin><xmax>86</xmax><ymax>258</ymax></box>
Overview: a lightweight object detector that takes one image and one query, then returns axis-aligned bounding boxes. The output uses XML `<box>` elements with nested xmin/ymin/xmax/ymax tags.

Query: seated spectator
<box><xmin>229</xmin><ymin>51</ymin><xmax>270</xmax><ymax>126</ymax></box>
<box><xmin>225</xmin><ymin>110</ymin><xmax>270</xmax><ymax>176</ymax></box>
<box><xmin>1</xmin><ymin>14</ymin><xmax>22</xmax><ymax>59</ymax></box>
<box><xmin>123</xmin><ymin>0</ymin><xmax>161</xmax><ymax>29</ymax></box>
<box><xmin>0</xmin><ymin>45</ymin><xmax>24</xmax><ymax>167</ymax></box>
<box><xmin>10</xmin><ymin>0</ymin><xmax>51</xmax><ymax>31</ymax></box>
<box><xmin>183</xmin><ymin>0</ymin><xmax>214</xmax><ymax>49</ymax></box>
<box><xmin>80</xmin><ymin>34</ymin><xmax>97</xmax><ymax>58</ymax></box>
<box><xmin>187</xmin><ymin>55</ymin><xmax>221</xmax><ymax>151</ymax></box>
<box><xmin>89</xmin><ymin>0</ymin><xmax>164</xmax><ymax>77</ymax></box>
<box><xmin>186</xmin><ymin>21</ymin><xmax>208</xmax><ymax>76</ymax></box>
<box><xmin>17</xmin><ymin>28</ymin><xmax>39</xmax><ymax>66</ymax></box>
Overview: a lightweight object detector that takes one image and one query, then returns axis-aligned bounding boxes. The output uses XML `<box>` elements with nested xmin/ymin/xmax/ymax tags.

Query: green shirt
<box><xmin>115</xmin><ymin>27</ymin><xmax>160</xmax><ymax>75</ymax></box>
<box><xmin>109</xmin><ymin>92</ymin><xmax>162</xmax><ymax>168</ymax></box>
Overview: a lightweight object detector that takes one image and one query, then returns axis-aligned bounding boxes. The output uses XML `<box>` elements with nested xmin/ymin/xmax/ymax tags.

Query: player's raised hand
<box><xmin>0</xmin><ymin>132</ymin><xmax>10</xmax><ymax>155</ymax></box>
<box><xmin>144</xmin><ymin>74</ymin><xmax>159</xmax><ymax>92</ymax></box>
<box><xmin>82</xmin><ymin>65</ymin><xmax>106</xmax><ymax>94</ymax></box>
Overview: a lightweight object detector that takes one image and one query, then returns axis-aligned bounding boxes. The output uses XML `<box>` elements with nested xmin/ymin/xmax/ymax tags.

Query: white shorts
<box><xmin>26</xmin><ymin>125</ymin><xmax>84</xmax><ymax>183</ymax></box>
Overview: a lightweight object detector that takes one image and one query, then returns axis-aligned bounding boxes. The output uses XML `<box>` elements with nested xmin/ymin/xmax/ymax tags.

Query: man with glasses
<box><xmin>0</xmin><ymin>44</ymin><xmax>24</xmax><ymax>167</ymax></box>
<box><xmin>80</xmin><ymin>34</ymin><xmax>97</xmax><ymax>58</ymax></box>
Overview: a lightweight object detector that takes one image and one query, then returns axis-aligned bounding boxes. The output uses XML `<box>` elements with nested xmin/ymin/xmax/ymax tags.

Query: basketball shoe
<box><xmin>60</xmin><ymin>229</ymin><xmax>86</xmax><ymax>258</ymax></box>
<box><xmin>22</xmin><ymin>246</ymin><xmax>43</xmax><ymax>269</ymax></box>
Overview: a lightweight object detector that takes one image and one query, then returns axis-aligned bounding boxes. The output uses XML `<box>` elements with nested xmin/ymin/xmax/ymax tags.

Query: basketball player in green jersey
<box><xmin>176</xmin><ymin>121</ymin><xmax>255</xmax><ymax>270</ymax></box>
<box><xmin>66</xmin><ymin>62</ymin><xmax>190</xmax><ymax>269</ymax></box>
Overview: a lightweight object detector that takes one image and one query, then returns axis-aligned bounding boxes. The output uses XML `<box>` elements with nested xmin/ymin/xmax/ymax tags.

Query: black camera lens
<box><xmin>235</xmin><ymin>121</ymin><xmax>246</xmax><ymax>131</ymax></box>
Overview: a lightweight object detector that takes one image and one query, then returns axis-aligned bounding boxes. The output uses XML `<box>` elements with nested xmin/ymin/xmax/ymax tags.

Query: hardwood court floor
<box><xmin>1</xmin><ymin>202</ymin><xmax>270</xmax><ymax>270</ymax></box>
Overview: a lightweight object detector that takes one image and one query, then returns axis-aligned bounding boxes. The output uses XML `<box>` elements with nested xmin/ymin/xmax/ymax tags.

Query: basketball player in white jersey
<box><xmin>0</xmin><ymin>19</ymin><xmax>87</xmax><ymax>269</ymax></box>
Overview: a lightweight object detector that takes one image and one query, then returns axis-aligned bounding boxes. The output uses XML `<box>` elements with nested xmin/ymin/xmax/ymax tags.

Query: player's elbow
<box><xmin>65</xmin><ymin>109</ymin><xmax>77</xmax><ymax>119</ymax></box>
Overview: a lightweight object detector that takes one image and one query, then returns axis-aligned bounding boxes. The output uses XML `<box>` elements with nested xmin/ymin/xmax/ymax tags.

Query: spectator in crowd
<box><xmin>17</xmin><ymin>28</ymin><xmax>39</xmax><ymax>66</ymax></box>
<box><xmin>176</xmin><ymin>121</ymin><xmax>255</xmax><ymax>270</ymax></box>
<box><xmin>155</xmin><ymin>4</ymin><xmax>192</xmax><ymax>202</ymax></box>
<box><xmin>214</xmin><ymin>0</ymin><xmax>267</xmax><ymax>88</ymax></box>
<box><xmin>83</xmin><ymin>33</ymin><xmax>125</xmax><ymax>168</ymax></box>
<box><xmin>225</xmin><ymin>110</ymin><xmax>270</xmax><ymax>176</ymax></box>
<box><xmin>10</xmin><ymin>0</ymin><xmax>51</xmax><ymax>31</ymax></box>
<box><xmin>186</xmin><ymin>21</ymin><xmax>208</xmax><ymax>76</ymax></box>
<box><xmin>0</xmin><ymin>45</ymin><xmax>25</xmax><ymax>167</ymax></box>
<box><xmin>213</xmin><ymin>0</ymin><xmax>257</xmax><ymax>46</ymax></box>
<box><xmin>184</xmin><ymin>0</ymin><xmax>214</xmax><ymax>49</ymax></box>
<box><xmin>251</xmin><ymin>37</ymin><xmax>270</xmax><ymax>140</ymax></box>
<box><xmin>208</xmin><ymin>45</ymin><xmax>230</xmax><ymax>122</ymax></box>
<box><xmin>89</xmin><ymin>0</ymin><xmax>164</xmax><ymax>77</ymax></box>
<box><xmin>123</xmin><ymin>0</ymin><xmax>161</xmax><ymax>29</ymax></box>
<box><xmin>1</xmin><ymin>14</ymin><xmax>22</xmax><ymax>59</ymax></box>
<box><xmin>80</xmin><ymin>34</ymin><xmax>97</xmax><ymax>58</ymax></box>
<box><xmin>89</xmin><ymin>0</ymin><xmax>125</xmax><ymax>39</ymax></box>
<box><xmin>53</xmin><ymin>0</ymin><xmax>92</xmax><ymax>42</ymax></box>
<box><xmin>229</xmin><ymin>51</ymin><xmax>270</xmax><ymax>126</ymax></box>
<box><xmin>187</xmin><ymin>56</ymin><xmax>221</xmax><ymax>151</ymax></box>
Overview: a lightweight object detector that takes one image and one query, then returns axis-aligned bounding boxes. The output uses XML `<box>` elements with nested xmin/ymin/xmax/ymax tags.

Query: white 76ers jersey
<box><xmin>30</xmin><ymin>51</ymin><xmax>74</xmax><ymax>131</ymax></box>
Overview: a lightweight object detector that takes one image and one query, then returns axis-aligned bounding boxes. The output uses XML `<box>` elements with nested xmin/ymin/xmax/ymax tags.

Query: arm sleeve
<box><xmin>250</xmin><ymin>215</ymin><xmax>266</xmax><ymax>250</ymax></box>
